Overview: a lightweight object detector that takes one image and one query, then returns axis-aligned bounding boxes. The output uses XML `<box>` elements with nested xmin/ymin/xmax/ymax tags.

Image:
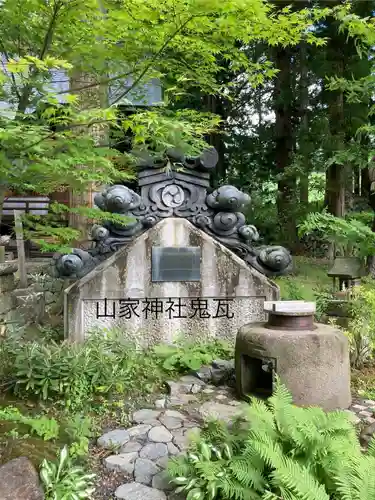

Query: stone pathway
<box><xmin>96</xmin><ymin>360</ymin><xmax>375</xmax><ymax>500</ymax></box>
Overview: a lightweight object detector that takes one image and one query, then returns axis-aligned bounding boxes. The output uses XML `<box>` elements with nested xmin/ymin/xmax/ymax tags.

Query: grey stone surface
<box><xmin>171</xmin><ymin>429</ymin><xmax>189</xmax><ymax>450</ymax></box>
<box><xmin>65</xmin><ymin>217</ymin><xmax>279</xmax><ymax>344</ymax></box>
<box><xmin>155</xmin><ymin>398</ymin><xmax>167</xmax><ymax>409</ymax></box>
<box><xmin>140</xmin><ymin>443</ymin><xmax>168</xmax><ymax>460</ymax></box>
<box><xmin>133</xmin><ymin>410</ymin><xmax>161</xmax><ymax>424</ymax></box>
<box><xmin>0</xmin><ymin>457</ymin><xmax>44</xmax><ymax>500</ymax></box>
<box><xmin>159</xmin><ymin>416</ymin><xmax>183</xmax><ymax>430</ymax></box>
<box><xmin>134</xmin><ymin>458</ymin><xmax>160</xmax><ymax>485</ymax></box>
<box><xmin>156</xmin><ymin>456</ymin><xmax>170</xmax><ymax>469</ymax></box>
<box><xmin>128</xmin><ymin>424</ymin><xmax>152</xmax><ymax>439</ymax></box>
<box><xmin>97</xmin><ymin>429</ymin><xmax>130</xmax><ymax>448</ymax></box>
<box><xmin>199</xmin><ymin>401</ymin><xmax>242</xmax><ymax>422</ymax></box>
<box><xmin>167</xmin><ymin>442</ymin><xmax>180</xmax><ymax>455</ymax></box>
<box><xmin>235</xmin><ymin>322</ymin><xmax>351</xmax><ymax>411</ymax></box>
<box><xmin>164</xmin><ymin>410</ymin><xmax>185</xmax><ymax>419</ymax></box>
<box><xmin>120</xmin><ymin>441</ymin><xmax>143</xmax><ymax>453</ymax></box>
<box><xmin>104</xmin><ymin>452</ymin><xmax>138</xmax><ymax>474</ymax></box>
<box><xmin>148</xmin><ymin>426</ymin><xmax>173</xmax><ymax>443</ymax></box>
<box><xmin>115</xmin><ymin>482</ymin><xmax>167</xmax><ymax>500</ymax></box>
<box><xmin>152</xmin><ymin>471</ymin><xmax>173</xmax><ymax>491</ymax></box>
<box><xmin>352</xmin><ymin>404</ymin><xmax>368</xmax><ymax>412</ymax></box>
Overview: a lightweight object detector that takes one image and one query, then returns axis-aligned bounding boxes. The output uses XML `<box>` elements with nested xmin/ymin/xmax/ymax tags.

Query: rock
<box><xmin>190</xmin><ymin>384</ymin><xmax>203</xmax><ymax>394</ymax></box>
<box><xmin>359</xmin><ymin>410</ymin><xmax>373</xmax><ymax>418</ymax></box>
<box><xmin>44</xmin><ymin>291</ymin><xmax>55</xmax><ymax>304</ymax></box>
<box><xmin>199</xmin><ymin>402</ymin><xmax>242</xmax><ymax>422</ymax></box>
<box><xmin>166</xmin><ymin>381</ymin><xmax>191</xmax><ymax>396</ymax></box>
<box><xmin>133</xmin><ymin>409</ymin><xmax>161</xmax><ymax>424</ymax></box>
<box><xmin>140</xmin><ymin>443</ymin><xmax>168</xmax><ymax>461</ymax></box>
<box><xmin>148</xmin><ymin>426</ymin><xmax>173</xmax><ymax>443</ymax></box>
<box><xmin>155</xmin><ymin>398</ymin><xmax>167</xmax><ymax>409</ymax></box>
<box><xmin>343</xmin><ymin>410</ymin><xmax>361</xmax><ymax>425</ymax></box>
<box><xmin>120</xmin><ymin>440</ymin><xmax>143</xmax><ymax>453</ymax></box>
<box><xmin>0</xmin><ymin>457</ymin><xmax>44</xmax><ymax>500</ymax></box>
<box><xmin>115</xmin><ymin>482</ymin><xmax>167</xmax><ymax>500</ymax></box>
<box><xmin>152</xmin><ymin>471</ymin><xmax>174</xmax><ymax>491</ymax></box>
<box><xmin>156</xmin><ymin>456</ymin><xmax>170</xmax><ymax>469</ymax></box>
<box><xmin>168</xmin><ymin>394</ymin><xmax>198</xmax><ymax>406</ymax></box>
<box><xmin>228</xmin><ymin>400</ymin><xmax>242</xmax><ymax>406</ymax></box>
<box><xmin>180</xmin><ymin>375</ymin><xmax>206</xmax><ymax>386</ymax></box>
<box><xmin>212</xmin><ymin>359</ymin><xmax>235</xmax><ymax>370</ymax></box>
<box><xmin>134</xmin><ymin>458</ymin><xmax>160</xmax><ymax>485</ymax></box>
<box><xmin>172</xmin><ymin>429</ymin><xmax>189</xmax><ymax>450</ymax></box>
<box><xmin>215</xmin><ymin>394</ymin><xmax>228</xmax><ymax>401</ymax></box>
<box><xmin>128</xmin><ymin>424</ymin><xmax>152</xmax><ymax>440</ymax></box>
<box><xmin>183</xmin><ymin>420</ymin><xmax>198</xmax><ymax>428</ymax></box>
<box><xmin>167</xmin><ymin>442</ymin><xmax>180</xmax><ymax>455</ymax></box>
<box><xmin>166</xmin><ymin>377</ymin><xmax>205</xmax><ymax>396</ymax></box>
<box><xmin>97</xmin><ymin>429</ymin><xmax>130</xmax><ymax>449</ymax></box>
<box><xmin>164</xmin><ymin>410</ymin><xmax>185</xmax><ymax>419</ymax></box>
<box><xmin>0</xmin><ymin>263</ymin><xmax>18</xmax><ymax>276</ymax></box>
<box><xmin>168</xmin><ymin>492</ymin><xmax>186</xmax><ymax>500</ymax></box>
<box><xmin>202</xmin><ymin>388</ymin><xmax>215</xmax><ymax>394</ymax></box>
<box><xmin>104</xmin><ymin>452</ymin><xmax>138</xmax><ymax>474</ymax></box>
<box><xmin>159</xmin><ymin>416</ymin><xmax>183</xmax><ymax>430</ymax></box>
<box><xmin>351</xmin><ymin>404</ymin><xmax>368</xmax><ymax>412</ymax></box>
<box><xmin>191</xmin><ymin>365</ymin><xmax>212</xmax><ymax>383</ymax></box>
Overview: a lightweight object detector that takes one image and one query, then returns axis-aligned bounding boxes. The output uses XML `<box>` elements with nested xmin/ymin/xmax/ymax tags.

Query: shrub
<box><xmin>40</xmin><ymin>446</ymin><xmax>95</xmax><ymax>500</ymax></box>
<box><xmin>153</xmin><ymin>338</ymin><xmax>233</xmax><ymax>372</ymax></box>
<box><xmin>345</xmin><ymin>280</ymin><xmax>375</xmax><ymax>369</ymax></box>
<box><xmin>168</xmin><ymin>378</ymin><xmax>375</xmax><ymax>500</ymax></box>
<box><xmin>0</xmin><ymin>330</ymin><xmax>164</xmax><ymax>410</ymax></box>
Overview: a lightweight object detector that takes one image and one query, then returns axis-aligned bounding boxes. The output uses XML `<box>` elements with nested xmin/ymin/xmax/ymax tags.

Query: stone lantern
<box><xmin>327</xmin><ymin>257</ymin><xmax>366</xmax><ymax>295</ymax></box>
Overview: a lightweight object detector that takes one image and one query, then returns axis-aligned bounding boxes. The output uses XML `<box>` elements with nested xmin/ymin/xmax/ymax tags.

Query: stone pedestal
<box><xmin>235</xmin><ymin>301</ymin><xmax>351</xmax><ymax>410</ymax></box>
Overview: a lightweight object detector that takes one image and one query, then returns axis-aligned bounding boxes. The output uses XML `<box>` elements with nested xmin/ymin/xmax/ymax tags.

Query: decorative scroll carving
<box><xmin>51</xmin><ymin>147</ymin><xmax>292</xmax><ymax>279</ymax></box>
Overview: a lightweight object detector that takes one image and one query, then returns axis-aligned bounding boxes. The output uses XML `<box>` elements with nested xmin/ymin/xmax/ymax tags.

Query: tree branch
<box><xmin>111</xmin><ymin>15</ymin><xmax>197</xmax><ymax>106</ymax></box>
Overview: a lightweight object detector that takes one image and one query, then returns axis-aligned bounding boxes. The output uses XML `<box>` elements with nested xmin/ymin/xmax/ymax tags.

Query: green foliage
<box><xmin>0</xmin><ymin>330</ymin><xmax>164</xmax><ymax>410</ymax></box>
<box><xmin>298</xmin><ymin>210</ymin><xmax>375</xmax><ymax>257</ymax></box>
<box><xmin>40</xmin><ymin>445</ymin><xmax>95</xmax><ymax>500</ymax></box>
<box><xmin>64</xmin><ymin>415</ymin><xmax>94</xmax><ymax>459</ymax></box>
<box><xmin>345</xmin><ymin>280</ymin><xmax>375</xmax><ymax>369</ymax></box>
<box><xmin>168</xmin><ymin>378</ymin><xmax>374</xmax><ymax>500</ymax></box>
<box><xmin>0</xmin><ymin>406</ymin><xmax>59</xmax><ymax>441</ymax></box>
<box><xmin>153</xmin><ymin>339</ymin><xmax>233</xmax><ymax>372</ymax></box>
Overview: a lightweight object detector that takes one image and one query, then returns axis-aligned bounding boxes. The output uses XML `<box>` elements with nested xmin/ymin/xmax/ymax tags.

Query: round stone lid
<box><xmin>264</xmin><ymin>300</ymin><xmax>316</xmax><ymax>316</ymax></box>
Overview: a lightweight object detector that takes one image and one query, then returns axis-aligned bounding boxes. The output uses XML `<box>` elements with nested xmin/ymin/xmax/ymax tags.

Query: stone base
<box><xmin>235</xmin><ymin>322</ymin><xmax>351</xmax><ymax>411</ymax></box>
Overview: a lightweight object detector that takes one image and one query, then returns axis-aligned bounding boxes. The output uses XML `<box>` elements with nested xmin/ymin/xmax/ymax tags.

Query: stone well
<box><xmin>235</xmin><ymin>300</ymin><xmax>351</xmax><ymax>410</ymax></box>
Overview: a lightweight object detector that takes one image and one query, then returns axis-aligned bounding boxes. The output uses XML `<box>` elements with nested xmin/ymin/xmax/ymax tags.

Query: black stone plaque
<box><xmin>151</xmin><ymin>247</ymin><xmax>201</xmax><ymax>282</ymax></box>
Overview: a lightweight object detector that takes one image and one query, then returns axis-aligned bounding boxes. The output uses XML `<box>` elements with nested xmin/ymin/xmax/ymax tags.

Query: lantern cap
<box><xmin>327</xmin><ymin>257</ymin><xmax>366</xmax><ymax>279</ymax></box>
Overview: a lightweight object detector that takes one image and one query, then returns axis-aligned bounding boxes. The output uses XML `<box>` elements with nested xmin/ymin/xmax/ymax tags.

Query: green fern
<box><xmin>167</xmin><ymin>377</ymin><xmax>374</xmax><ymax>500</ymax></box>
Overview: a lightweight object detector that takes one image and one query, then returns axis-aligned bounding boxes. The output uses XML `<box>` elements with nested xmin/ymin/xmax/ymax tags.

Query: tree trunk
<box><xmin>298</xmin><ymin>41</ymin><xmax>310</xmax><ymax>211</ymax></box>
<box><xmin>273</xmin><ymin>46</ymin><xmax>298</xmax><ymax>250</ymax></box>
<box><xmin>68</xmin><ymin>71</ymin><xmax>107</xmax><ymax>243</ymax></box>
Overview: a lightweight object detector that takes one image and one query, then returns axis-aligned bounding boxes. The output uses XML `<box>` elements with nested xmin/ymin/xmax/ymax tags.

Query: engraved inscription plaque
<box><xmin>151</xmin><ymin>246</ymin><xmax>201</xmax><ymax>282</ymax></box>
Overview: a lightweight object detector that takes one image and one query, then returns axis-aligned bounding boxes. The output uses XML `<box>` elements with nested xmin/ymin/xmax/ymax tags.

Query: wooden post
<box><xmin>0</xmin><ymin>246</ymin><xmax>5</xmax><ymax>263</ymax></box>
<box><xmin>13</xmin><ymin>211</ymin><xmax>27</xmax><ymax>288</ymax></box>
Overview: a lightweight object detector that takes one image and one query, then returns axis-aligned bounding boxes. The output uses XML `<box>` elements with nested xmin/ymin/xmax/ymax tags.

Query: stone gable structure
<box><xmin>51</xmin><ymin>147</ymin><xmax>292</xmax><ymax>344</ymax></box>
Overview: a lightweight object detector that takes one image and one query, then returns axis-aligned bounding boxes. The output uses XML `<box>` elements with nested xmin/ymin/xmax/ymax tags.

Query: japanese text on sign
<box><xmin>95</xmin><ymin>297</ymin><xmax>235</xmax><ymax>320</ymax></box>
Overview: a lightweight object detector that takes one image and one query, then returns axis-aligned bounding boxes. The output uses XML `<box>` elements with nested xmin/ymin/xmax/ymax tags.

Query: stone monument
<box><xmin>50</xmin><ymin>147</ymin><xmax>292</xmax><ymax>345</ymax></box>
<box><xmin>235</xmin><ymin>300</ymin><xmax>351</xmax><ymax>410</ymax></box>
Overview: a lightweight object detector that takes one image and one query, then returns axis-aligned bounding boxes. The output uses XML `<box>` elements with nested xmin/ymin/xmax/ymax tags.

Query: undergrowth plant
<box><xmin>0</xmin><ymin>330</ymin><xmax>164</xmax><ymax>410</ymax></box>
<box><xmin>168</xmin><ymin>378</ymin><xmax>375</xmax><ymax>500</ymax></box>
<box><xmin>0</xmin><ymin>406</ymin><xmax>59</xmax><ymax>441</ymax></box>
<box><xmin>345</xmin><ymin>280</ymin><xmax>375</xmax><ymax>369</ymax></box>
<box><xmin>40</xmin><ymin>445</ymin><xmax>95</xmax><ymax>500</ymax></box>
<box><xmin>153</xmin><ymin>338</ymin><xmax>233</xmax><ymax>372</ymax></box>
